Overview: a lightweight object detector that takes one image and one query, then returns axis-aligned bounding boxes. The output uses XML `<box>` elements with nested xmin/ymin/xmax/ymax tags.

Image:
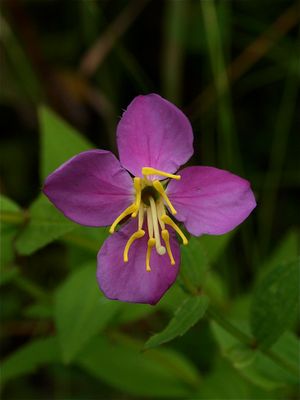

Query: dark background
<box><xmin>0</xmin><ymin>0</ymin><xmax>299</xmax><ymax>399</ymax></box>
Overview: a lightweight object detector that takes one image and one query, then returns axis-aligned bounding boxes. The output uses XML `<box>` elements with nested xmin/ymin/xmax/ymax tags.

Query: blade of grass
<box><xmin>161</xmin><ymin>0</ymin><xmax>187</xmax><ymax>105</ymax></box>
<box><xmin>188</xmin><ymin>3</ymin><xmax>300</xmax><ymax>120</ymax></box>
<box><xmin>259</xmin><ymin>66</ymin><xmax>299</xmax><ymax>255</ymax></box>
<box><xmin>200</xmin><ymin>0</ymin><xmax>242</xmax><ymax>172</ymax></box>
<box><xmin>79</xmin><ymin>0</ymin><xmax>149</xmax><ymax>77</ymax></box>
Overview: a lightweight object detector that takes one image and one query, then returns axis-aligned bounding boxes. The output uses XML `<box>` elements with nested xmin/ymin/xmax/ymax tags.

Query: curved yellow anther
<box><xmin>161</xmin><ymin>215</ymin><xmax>188</xmax><ymax>245</ymax></box>
<box><xmin>161</xmin><ymin>229</ymin><xmax>175</xmax><ymax>265</ymax></box>
<box><xmin>153</xmin><ymin>180</ymin><xmax>177</xmax><ymax>215</ymax></box>
<box><xmin>142</xmin><ymin>167</ymin><xmax>181</xmax><ymax>180</ymax></box>
<box><xmin>109</xmin><ymin>204</ymin><xmax>137</xmax><ymax>234</ymax></box>
<box><xmin>132</xmin><ymin>177</ymin><xmax>141</xmax><ymax>217</ymax></box>
<box><xmin>146</xmin><ymin>238</ymin><xmax>156</xmax><ymax>272</ymax></box>
<box><xmin>123</xmin><ymin>229</ymin><xmax>145</xmax><ymax>262</ymax></box>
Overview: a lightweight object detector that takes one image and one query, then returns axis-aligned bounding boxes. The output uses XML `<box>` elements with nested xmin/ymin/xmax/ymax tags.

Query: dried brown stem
<box><xmin>187</xmin><ymin>3</ymin><xmax>300</xmax><ymax>119</ymax></box>
<box><xmin>79</xmin><ymin>0</ymin><xmax>149</xmax><ymax>77</ymax></box>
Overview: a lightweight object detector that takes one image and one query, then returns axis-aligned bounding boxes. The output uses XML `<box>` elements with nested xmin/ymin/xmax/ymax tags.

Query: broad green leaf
<box><xmin>250</xmin><ymin>259</ymin><xmax>300</xmax><ymax>349</ymax></box>
<box><xmin>199</xmin><ymin>231</ymin><xmax>234</xmax><ymax>265</ymax></box>
<box><xmin>258</xmin><ymin>229</ymin><xmax>299</xmax><ymax>281</ymax></box>
<box><xmin>0</xmin><ymin>195</ymin><xmax>22</xmax><ymax>265</ymax></box>
<box><xmin>0</xmin><ymin>337</ymin><xmax>60</xmax><ymax>386</ymax></box>
<box><xmin>196</xmin><ymin>357</ymin><xmax>275</xmax><ymax>400</ymax></box>
<box><xmin>0</xmin><ymin>267</ymin><xmax>19</xmax><ymax>286</ymax></box>
<box><xmin>15</xmin><ymin>194</ymin><xmax>76</xmax><ymax>255</ymax></box>
<box><xmin>39</xmin><ymin>106</ymin><xmax>92</xmax><ymax>181</ymax></box>
<box><xmin>77</xmin><ymin>335</ymin><xmax>201</xmax><ymax>397</ymax></box>
<box><xmin>55</xmin><ymin>263</ymin><xmax>121</xmax><ymax>363</ymax></box>
<box><xmin>117</xmin><ymin>303</ymin><xmax>155</xmax><ymax>324</ymax></box>
<box><xmin>203</xmin><ymin>270</ymin><xmax>228</xmax><ymax>306</ymax></box>
<box><xmin>145</xmin><ymin>295</ymin><xmax>209</xmax><ymax>349</ymax></box>
<box><xmin>64</xmin><ymin>225</ymin><xmax>109</xmax><ymax>260</ymax></box>
<box><xmin>180</xmin><ymin>237</ymin><xmax>209</xmax><ymax>289</ymax></box>
<box><xmin>180</xmin><ymin>233</ymin><xmax>233</xmax><ymax>290</ymax></box>
<box><xmin>211</xmin><ymin>321</ymin><xmax>299</xmax><ymax>389</ymax></box>
<box><xmin>0</xmin><ymin>18</ymin><xmax>41</xmax><ymax>102</ymax></box>
<box><xmin>24</xmin><ymin>303</ymin><xmax>54</xmax><ymax>319</ymax></box>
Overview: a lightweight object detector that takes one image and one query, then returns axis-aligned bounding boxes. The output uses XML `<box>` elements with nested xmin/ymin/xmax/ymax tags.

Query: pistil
<box><xmin>109</xmin><ymin>167</ymin><xmax>189</xmax><ymax>271</ymax></box>
<box><xmin>149</xmin><ymin>197</ymin><xmax>166</xmax><ymax>256</ymax></box>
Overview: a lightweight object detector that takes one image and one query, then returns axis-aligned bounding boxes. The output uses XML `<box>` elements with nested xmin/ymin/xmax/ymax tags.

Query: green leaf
<box><xmin>15</xmin><ymin>194</ymin><xmax>76</xmax><ymax>255</ymax></box>
<box><xmin>55</xmin><ymin>263</ymin><xmax>121</xmax><ymax>363</ymax></box>
<box><xmin>250</xmin><ymin>259</ymin><xmax>300</xmax><ymax>349</ymax></box>
<box><xmin>196</xmin><ymin>357</ymin><xmax>274</xmax><ymax>400</ymax></box>
<box><xmin>199</xmin><ymin>231</ymin><xmax>234</xmax><ymax>265</ymax></box>
<box><xmin>0</xmin><ymin>195</ymin><xmax>22</xmax><ymax>265</ymax></box>
<box><xmin>77</xmin><ymin>334</ymin><xmax>201</xmax><ymax>397</ymax></box>
<box><xmin>145</xmin><ymin>295</ymin><xmax>209</xmax><ymax>349</ymax></box>
<box><xmin>180</xmin><ymin>237</ymin><xmax>209</xmax><ymax>289</ymax></box>
<box><xmin>180</xmin><ymin>233</ymin><xmax>233</xmax><ymax>290</ymax></box>
<box><xmin>24</xmin><ymin>303</ymin><xmax>54</xmax><ymax>319</ymax></box>
<box><xmin>39</xmin><ymin>106</ymin><xmax>92</xmax><ymax>181</ymax></box>
<box><xmin>0</xmin><ymin>337</ymin><xmax>60</xmax><ymax>386</ymax></box>
<box><xmin>117</xmin><ymin>303</ymin><xmax>156</xmax><ymax>324</ymax></box>
<box><xmin>211</xmin><ymin>321</ymin><xmax>299</xmax><ymax>389</ymax></box>
<box><xmin>0</xmin><ymin>267</ymin><xmax>19</xmax><ymax>286</ymax></box>
<box><xmin>258</xmin><ymin>229</ymin><xmax>299</xmax><ymax>281</ymax></box>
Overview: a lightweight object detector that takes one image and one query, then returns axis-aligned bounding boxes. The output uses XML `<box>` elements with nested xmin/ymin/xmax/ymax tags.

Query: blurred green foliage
<box><xmin>0</xmin><ymin>0</ymin><xmax>299</xmax><ymax>399</ymax></box>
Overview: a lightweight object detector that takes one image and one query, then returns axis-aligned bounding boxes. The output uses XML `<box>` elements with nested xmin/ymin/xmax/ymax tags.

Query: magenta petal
<box><xmin>167</xmin><ymin>166</ymin><xmax>256</xmax><ymax>236</ymax></box>
<box><xmin>97</xmin><ymin>219</ymin><xmax>180</xmax><ymax>305</ymax></box>
<box><xmin>43</xmin><ymin>150</ymin><xmax>134</xmax><ymax>227</ymax></box>
<box><xmin>117</xmin><ymin>94</ymin><xmax>194</xmax><ymax>178</ymax></box>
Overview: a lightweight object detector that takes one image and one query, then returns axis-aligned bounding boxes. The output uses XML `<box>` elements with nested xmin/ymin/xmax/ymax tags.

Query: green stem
<box><xmin>207</xmin><ymin>307</ymin><xmax>252</xmax><ymax>346</ymax></box>
<box><xmin>0</xmin><ymin>211</ymin><xmax>25</xmax><ymax>224</ymax></box>
<box><xmin>14</xmin><ymin>275</ymin><xmax>51</xmax><ymax>302</ymax></box>
<box><xmin>207</xmin><ymin>306</ymin><xmax>299</xmax><ymax>377</ymax></box>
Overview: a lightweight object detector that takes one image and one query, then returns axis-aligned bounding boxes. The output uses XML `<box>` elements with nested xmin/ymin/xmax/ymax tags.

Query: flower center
<box><xmin>109</xmin><ymin>167</ymin><xmax>188</xmax><ymax>271</ymax></box>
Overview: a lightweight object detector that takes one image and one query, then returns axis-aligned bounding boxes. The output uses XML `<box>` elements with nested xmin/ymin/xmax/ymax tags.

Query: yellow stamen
<box><xmin>146</xmin><ymin>238</ymin><xmax>156</xmax><ymax>271</ymax></box>
<box><xmin>123</xmin><ymin>229</ymin><xmax>145</xmax><ymax>262</ymax></box>
<box><xmin>157</xmin><ymin>199</ymin><xmax>166</xmax><ymax>230</ymax></box>
<box><xmin>109</xmin><ymin>204</ymin><xmax>136</xmax><ymax>234</ymax></box>
<box><xmin>147</xmin><ymin>207</ymin><xmax>154</xmax><ymax>238</ymax></box>
<box><xmin>149</xmin><ymin>197</ymin><xmax>166</xmax><ymax>255</ymax></box>
<box><xmin>142</xmin><ymin>167</ymin><xmax>181</xmax><ymax>180</ymax></box>
<box><xmin>161</xmin><ymin>229</ymin><xmax>175</xmax><ymax>265</ymax></box>
<box><xmin>153</xmin><ymin>180</ymin><xmax>177</xmax><ymax>215</ymax></box>
<box><xmin>132</xmin><ymin>177</ymin><xmax>141</xmax><ymax>217</ymax></box>
<box><xmin>161</xmin><ymin>214</ymin><xmax>188</xmax><ymax>245</ymax></box>
<box><xmin>138</xmin><ymin>206</ymin><xmax>145</xmax><ymax>230</ymax></box>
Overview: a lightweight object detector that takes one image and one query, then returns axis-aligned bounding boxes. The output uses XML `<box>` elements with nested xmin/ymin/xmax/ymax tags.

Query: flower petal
<box><xmin>167</xmin><ymin>166</ymin><xmax>256</xmax><ymax>236</ymax></box>
<box><xmin>117</xmin><ymin>94</ymin><xmax>194</xmax><ymax>178</ymax></box>
<box><xmin>43</xmin><ymin>150</ymin><xmax>134</xmax><ymax>227</ymax></box>
<box><xmin>97</xmin><ymin>219</ymin><xmax>180</xmax><ymax>305</ymax></box>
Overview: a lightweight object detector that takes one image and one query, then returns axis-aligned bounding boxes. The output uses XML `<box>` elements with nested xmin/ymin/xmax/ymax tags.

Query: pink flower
<box><xmin>43</xmin><ymin>94</ymin><xmax>256</xmax><ymax>305</ymax></box>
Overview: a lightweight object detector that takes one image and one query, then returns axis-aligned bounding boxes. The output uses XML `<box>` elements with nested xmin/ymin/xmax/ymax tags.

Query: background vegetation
<box><xmin>0</xmin><ymin>0</ymin><xmax>299</xmax><ymax>399</ymax></box>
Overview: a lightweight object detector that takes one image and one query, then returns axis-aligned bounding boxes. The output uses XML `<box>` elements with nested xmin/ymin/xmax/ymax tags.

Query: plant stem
<box><xmin>0</xmin><ymin>211</ymin><xmax>25</xmax><ymax>224</ymax></box>
<box><xmin>207</xmin><ymin>307</ymin><xmax>252</xmax><ymax>346</ymax></box>
<box><xmin>207</xmin><ymin>306</ymin><xmax>299</xmax><ymax>377</ymax></box>
<box><xmin>14</xmin><ymin>275</ymin><xmax>51</xmax><ymax>302</ymax></box>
